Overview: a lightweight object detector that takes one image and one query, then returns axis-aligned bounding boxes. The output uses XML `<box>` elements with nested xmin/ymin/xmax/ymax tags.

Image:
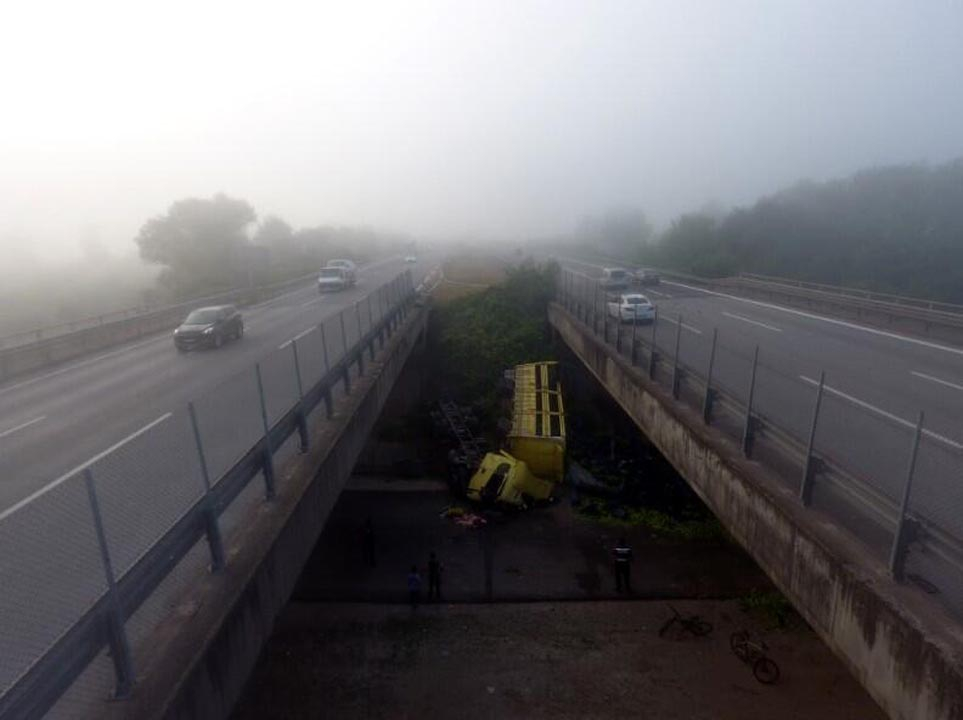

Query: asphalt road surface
<box><xmin>0</xmin><ymin>256</ymin><xmax>434</xmax><ymax>517</ymax></box>
<box><xmin>560</xmin><ymin>258</ymin><xmax>963</xmax><ymax>567</ymax></box>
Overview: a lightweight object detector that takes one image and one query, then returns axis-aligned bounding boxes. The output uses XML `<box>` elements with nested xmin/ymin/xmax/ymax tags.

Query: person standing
<box><xmin>427</xmin><ymin>551</ymin><xmax>443</xmax><ymax>601</ymax></box>
<box><xmin>613</xmin><ymin>537</ymin><xmax>633</xmax><ymax>593</ymax></box>
<box><xmin>407</xmin><ymin>565</ymin><xmax>422</xmax><ymax>609</ymax></box>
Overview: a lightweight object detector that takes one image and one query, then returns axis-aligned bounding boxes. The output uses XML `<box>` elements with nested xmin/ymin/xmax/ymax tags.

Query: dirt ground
<box><xmin>232</xmin><ymin>600</ymin><xmax>886</xmax><ymax>720</ymax></box>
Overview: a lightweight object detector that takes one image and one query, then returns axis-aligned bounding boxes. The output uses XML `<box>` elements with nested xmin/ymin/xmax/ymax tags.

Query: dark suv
<box><xmin>173</xmin><ymin>305</ymin><xmax>244</xmax><ymax>351</ymax></box>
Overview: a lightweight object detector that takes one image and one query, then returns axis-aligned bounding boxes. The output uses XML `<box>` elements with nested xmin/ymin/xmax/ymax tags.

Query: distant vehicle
<box><xmin>325</xmin><ymin>259</ymin><xmax>358</xmax><ymax>284</ymax></box>
<box><xmin>607</xmin><ymin>293</ymin><xmax>656</xmax><ymax>323</ymax></box>
<box><xmin>633</xmin><ymin>268</ymin><xmax>661</xmax><ymax>286</ymax></box>
<box><xmin>317</xmin><ymin>266</ymin><xmax>353</xmax><ymax>292</ymax></box>
<box><xmin>599</xmin><ymin>267</ymin><xmax>630</xmax><ymax>290</ymax></box>
<box><xmin>405</xmin><ymin>255</ymin><xmax>418</xmax><ymax>264</ymax></box>
<box><xmin>173</xmin><ymin>305</ymin><xmax>243</xmax><ymax>351</ymax></box>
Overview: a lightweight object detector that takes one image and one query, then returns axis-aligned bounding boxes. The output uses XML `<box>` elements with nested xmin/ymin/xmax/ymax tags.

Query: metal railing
<box><xmin>738</xmin><ymin>272</ymin><xmax>963</xmax><ymax>316</ymax></box>
<box><xmin>0</xmin><ymin>270</ymin><xmax>416</xmax><ymax>719</ymax></box>
<box><xmin>557</xmin><ymin>268</ymin><xmax>963</xmax><ymax>619</ymax></box>
<box><xmin>0</xmin><ymin>262</ymin><xmax>374</xmax><ymax>352</ymax></box>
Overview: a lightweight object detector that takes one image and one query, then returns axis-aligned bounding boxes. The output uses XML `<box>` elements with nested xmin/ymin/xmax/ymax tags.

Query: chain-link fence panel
<box><xmin>321</xmin><ymin>313</ymin><xmax>347</xmax><ymax>368</ymax></box>
<box><xmin>910</xmin><ymin>432</ymin><xmax>963</xmax><ymax>547</ymax></box>
<box><xmin>0</xmin><ymin>476</ymin><xmax>107</xmax><ymax>696</ymax></box>
<box><xmin>258</xmin><ymin>346</ymin><xmax>300</xmax><ymax>427</ymax></box>
<box><xmin>192</xmin><ymin>367</ymin><xmax>264</xmax><ymax>483</ymax></box>
<box><xmin>294</xmin><ymin>325</ymin><xmax>327</xmax><ymax>393</ymax></box>
<box><xmin>809</xmin><ymin>390</ymin><xmax>913</xmax><ymax>558</ymax></box>
<box><xmin>752</xmin><ymin>358</ymin><xmax>819</xmax><ymax>442</ymax></box>
<box><xmin>90</xmin><ymin>408</ymin><xmax>205</xmax><ymax>578</ymax></box>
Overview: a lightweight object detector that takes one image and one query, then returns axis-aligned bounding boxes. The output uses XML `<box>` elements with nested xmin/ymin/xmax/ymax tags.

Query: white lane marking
<box><xmin>0</xmin><ymin>416</ymin><xmax>46</xmax><ymax>440</ymax></box>
<box><xmin>0</xmin><ymin>336</ymin><xmax>165</xmax><ymax>397</ymax></box>
<box><xmin>666</xmin><ymin>280</ymin><xmax>963</xmax><ymax>357</ymax></box>
<box><xmin>723</xmin><ymin>311</ymin><xmax>783</xmax><ymax>333</ymax></box>
<box><xmin>302</xmin><ymin>297</ymin><xmax>324</xmax><ymax>308</ymax></box>
<box><xmin>647</xmin><ymin>289</ymin><xmax>669</xmax><ymax>298</ymax></box>
<box><xmin>278</xmin><ymin>327</ymin><xmax>316</xmax><ymax>350</ymax></box>
<box><xmin>799</xmin><ymin>376</ymin><xmax>963</xmax><ymax>451</ymax></box>
<box><xmin>911</xmin><ymin>371</ymin><xmax>963</xmax><ymax>393</ymax></box>
<box><xmin>0</xmin><ymin>413</ymin><xmax>173</xmax><ymax>522</ymax></box>
<box><xmin>661</xmin><ymin>317</ymin><xmax>702</xmax><ymax>335</ymax></box>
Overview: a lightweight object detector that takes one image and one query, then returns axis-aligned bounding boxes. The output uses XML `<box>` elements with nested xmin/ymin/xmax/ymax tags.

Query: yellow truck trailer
<box><xmin>465</xmin><ymin>361</ymin><xmax>566</xmax><ymax>508</ymax></box>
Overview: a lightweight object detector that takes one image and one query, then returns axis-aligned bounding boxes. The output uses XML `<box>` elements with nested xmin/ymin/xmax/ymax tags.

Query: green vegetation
<box><xmin>739</xmin><ymin>589</ymin><xmax>798</xmax><ymax>629</ymax></box>
<box><xmin>135</xmin><ymin>194</ymin><xmax>409</xmax><ymax>299</ymax></box>
<box><xmin>576</xmin><ymin>497</ymin><xmax>723</xmax><ymax>541</ymax></box>
<box><xmin>565</xmin><ymin>159</ymin><xmax>963</xmax><ymax>303</ymax></box>
<box><xmin>431</xmin><ymin>261</ymin><xmax>559</xmax><ymax>416</ymax></box>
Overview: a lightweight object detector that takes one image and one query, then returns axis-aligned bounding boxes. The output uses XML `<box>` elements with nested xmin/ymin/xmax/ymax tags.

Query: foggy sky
<box><xmin>2</xmin><ymin>0</ymin><xmax>962</xmax><ymax>261</ymax></box>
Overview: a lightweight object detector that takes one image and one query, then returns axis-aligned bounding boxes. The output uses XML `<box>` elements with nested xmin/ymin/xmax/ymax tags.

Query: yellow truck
<box><xmin>465</xmin><ymin>361</ymin><xmax>566</xmax><ymax>507</ymax></box>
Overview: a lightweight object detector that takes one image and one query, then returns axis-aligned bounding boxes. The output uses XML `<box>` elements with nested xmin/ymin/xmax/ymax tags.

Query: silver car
<box><xmin>318</xmin><ymin>267</ymin><xmax>352</xmax><ymax>292</ymax></box>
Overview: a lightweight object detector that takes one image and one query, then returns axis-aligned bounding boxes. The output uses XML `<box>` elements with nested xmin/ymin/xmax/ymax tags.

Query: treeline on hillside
<box><xmin>135</xmin><ymin>194</ymin><xmax>412</xmax><ymax>300</ymax></box>
<box><xmin>567</xmin><ymin>159</ymin><xmax>963</xmax><ymax>303</ymax></box>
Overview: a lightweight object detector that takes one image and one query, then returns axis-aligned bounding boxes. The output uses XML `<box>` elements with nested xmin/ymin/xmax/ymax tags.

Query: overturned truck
<box><xmin>438</xmin><ymin>361</ymin><xmax>566</xmax><ymax>508</ymax></box>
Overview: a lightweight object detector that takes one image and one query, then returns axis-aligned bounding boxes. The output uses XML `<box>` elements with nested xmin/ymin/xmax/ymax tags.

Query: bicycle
<box><xmin>658</xmin><ymin>604</ymin><xmax>713</xmax><ymax>638</ymax></box>
<box><xmin>730</xmin><ymin>630</ymin><xmax>780</xmax><ymax>684</ymax></box>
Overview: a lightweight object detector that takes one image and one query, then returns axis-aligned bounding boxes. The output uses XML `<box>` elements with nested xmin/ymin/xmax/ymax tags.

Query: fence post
<box><xmin>339</xmin><ymin>311</ymin><xmax>352</xmax><ymax>393</ymax></box>
<box><xmin>630</xmin><ymin>314</ymin><xmax>638</xmax><ymax>366</ymax></box>
<box><xmin>648</xmin><ymin>306</ymin><xmax>659</xmax><ymax>379</ymax></box>
<box><xmin>671</xmin><ymin>314</ymin><xmax>683</xmax><ymax>399</ymax></box>
<box><xmin>367</xmin><ymin>295</ymin><xmax>376</xmax><ymax>360</ymax></box>
<box><xmin>291</xmin><ymin>340</ymin><xmax>309</xmax><ymax>453</ymax></box>
<box><xmin>255</xmin><ymin>363</ymin><xmax>277</xmax><ymax>499</ymax></box>
<box><xmin>83</xmin><ymin>469</ymin><xmax>135</xmax><ymax>698</ymax></box>
<box><xmin>593</xmin><ymin>282</ymin><xmax>600</xmax><ymax>335</ymax></box>
<box><xmin>799</xmin><ymin>370</ymin><xmax>825</xmax><ymax>506</ymax></box>
<box><xmin>701</xmin><ymin>328</ymin><xmax>717</xmax><ymax>424</ymax></box>
<box><xmin>615</xmin><ymin>314</ymin><xmax>622</xmax><ymax>353</ymax></box>
<box><xmin>320</xmin><ymin>321</ymin><xmax>330</xmax><ymax>373</ymax></box>
<box><xmin>355</xmin><ymin>302</ymin><xmax>365</xmax><ymax>376</ymax></box>
<box><xmin>188</xmin><ymin>401</ymin><xmax>226</xmax><ymax>571</ymax></box>
<box><xmin>889</xmin><ymin>411</ymin><xmax>924</xmax><ymax>580</ymax></box>
<box><xmin>741</xmin><ymin>346</ymin><xmax>759</xmax><ymax>457</ymax></box>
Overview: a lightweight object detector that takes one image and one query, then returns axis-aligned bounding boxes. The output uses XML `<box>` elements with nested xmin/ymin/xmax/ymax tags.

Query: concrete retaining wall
<box><xmin>549</xmin><ymin>302</ymin><xmax>963</xmax><ymax>720</ymax></box>
<box><xmin>99</xmin><ymin>302</ymin><xmax>429</xmax><ymax>720</ymax></box>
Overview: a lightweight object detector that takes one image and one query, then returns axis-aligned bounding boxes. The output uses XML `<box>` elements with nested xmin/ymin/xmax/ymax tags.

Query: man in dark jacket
<box><xmin>613</xmin><ymin>537</ymin><xmax>633</xmax><ymax>593</ymax></box>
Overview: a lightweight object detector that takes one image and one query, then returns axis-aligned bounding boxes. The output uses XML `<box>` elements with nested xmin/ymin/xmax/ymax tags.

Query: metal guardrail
<box><xmin>559</xmin><ymin>254</ymin><xmax>963</xmax><ymax>331</ymax></box>
<box><xmin>557</xmin><ymin>268</ymin><xmax>963</xmax><ymax>616</ymax></box>
<box><xmin>0</xmin><ymin>263</ymin><xmax>368</xmax><ymax>352</ymax></box>
<box><xmin>0</xmin><ymin>271</ymin><xmax>416</xmax><ymax>720</ymax></box>
<box><xmin>738</xmin><ymin>272</ymin><xmax>963</xmax><ymax>316</ymax></box>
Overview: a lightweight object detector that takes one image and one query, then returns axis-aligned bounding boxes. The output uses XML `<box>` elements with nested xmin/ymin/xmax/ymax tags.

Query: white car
<box><xmin>599</xmin><ymin>267</ymin><xmax>630</xmax><ymax>291</ymax></box>
<box><xmin>325</xmin><ymin>259</ymin><xmax>358</xmax><ymax>284</ymax></box>
<box><xmin>405</xmin><ymin>255</ymin><xmax>418</xmax><ymax>264</ymax></box>
<box><xmin>317</xmin><ymin>267</ymin><xmax>352</xmax><ymax>292</ymax></box>
<box><xmin>607</xmin><ymin>293</ymin><xmax>656</xmax><ymax>323</ymax></box>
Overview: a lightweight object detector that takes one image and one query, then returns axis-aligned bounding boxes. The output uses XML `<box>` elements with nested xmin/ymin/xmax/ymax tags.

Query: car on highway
<box><xmin>325</xmin><ymin>259</ymin><xmax>358</xmax><ymax>284</ymax></box>
<box><xmin>173</xmin><ymin>305</ymin><xmax>244</xmax><ymax>351</ymax></box>
<box><xmin>317</xmin><ymin>266</ymin><xmax>354</xmax><ymax>292</ymax></box>
<box><xmin>633</xmin><ymin>268</ymin><xmax>661</xmax><ymax>286</ymax></box>
<box><xmin>607</xmin><ymin>293</ymin><xmax>656</xmax><ymax>323</ymax></box>
<box><xmin>405</xmin><ymin>255</ymin><xmax>418</xmax><ymax>264</ymax></box>
<box><xmin>599</xmin><ymin>267</ymin><xmax>630</xmax><ymax>291</ymax></box>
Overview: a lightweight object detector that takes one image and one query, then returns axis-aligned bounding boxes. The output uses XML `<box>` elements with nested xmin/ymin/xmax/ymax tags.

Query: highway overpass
<box><xmin>0</xmin><ymin>257</ymin><xmax>435</xmax><ymax>719</ymax></box>
<box><xmin>554</xmin><ymin>263</ymin><xmax>963</xmax><ymax>720</ymax></box>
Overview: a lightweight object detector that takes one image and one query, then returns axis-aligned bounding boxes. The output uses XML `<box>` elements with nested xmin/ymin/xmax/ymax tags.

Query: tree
<box><xmin>135</xmin><ymin>194</ymin><xmax>257</xmax><ymax>295</ymax></box>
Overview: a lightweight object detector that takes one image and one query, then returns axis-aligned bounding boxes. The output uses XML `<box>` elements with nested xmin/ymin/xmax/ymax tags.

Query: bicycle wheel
<box><xmin>753</xmin><ymin>656</ymin><xmax>780</xmax><ymax>684</ymax></box>
<box><xmin>729</xmin><ymin>631</ymin><xmax>749</xmax><ymax>659</ymax></box>
<box><xmin>688</xmin><ymin>619</ymin><xmax>713</xmax><ymax>637</ymax></box>
<box><xmin>658</xmin><ymin>616</ymin><xmax>676</xmax><ymax>638</ymax></box>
